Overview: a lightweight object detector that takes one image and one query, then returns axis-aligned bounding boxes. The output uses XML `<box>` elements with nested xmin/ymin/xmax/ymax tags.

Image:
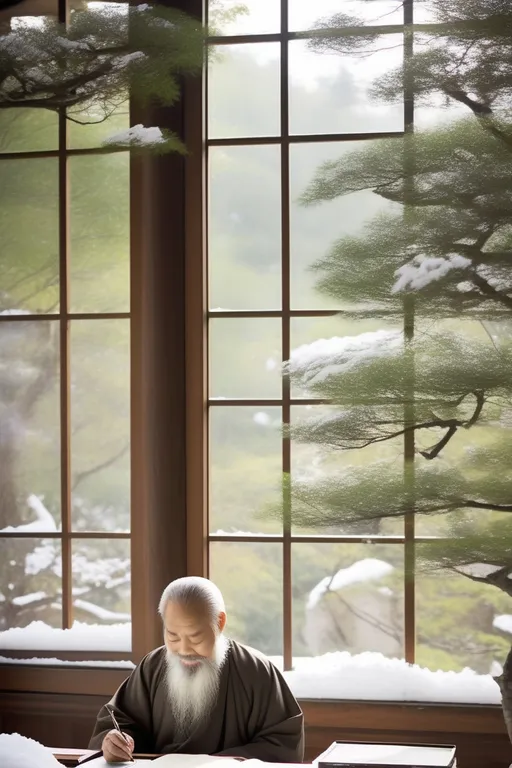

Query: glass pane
<box><xmin>208</xmin><ymin>44</ymin><xmax>280</xmax><ymax>139</ymax></box>
<box><xmin>210</xmin><ymin>0</ymin><xmax>280</xmax><ymax>35</ymax></box>
<box><xmin>210</xmin><ymin>407</ymin><xmax>282</xmax><ymax>534</ymax></box>
<box><xmin>416</xmin><ymin>564</ymin><xmax>511</xmax><ymax>676</ymax></box>
<box><xmin>0</xmin><ymin>538</ymin><xmax>61</xmax><ymax>638</ymax></box>
<box><xmin>71</xmin><ymin>320</ymin><xmax>130</xmax><ymax>532</ymax></box>
<box><xmin>68</xmin><ymin>100</ymin><xmax>130</xmax><ymax>150</ymax></box>
<box><xmin>412</xmin><ymin>317</ymin><xmax>504</xmax><ymax>535</ymax></box>
<box><xmin>291</xmin><ymin>405</ymin><xmax>404</xmax><ymax>536</ymax></box>
<box><xmin>289</xmin><ymin>0</ymin><xmax>404</xmax><ymax>31</ymax></box>
<box><xmin>0</xmin><ymin>110</ymin><xmax>58</xmax><ymax>153</ymax></box>
<box><xmin>292</xmin><ymin>543</ymin><xmax>404</xmax><ymax>662</ymax></box>
<box><xmin>413</xmin><ymin>34</ymin><xmax>472</xmax><ymax>131</ymax></box>
<box><xmin>290</xmin><ymin>141</ymin><xmax>401</xmax><ymax>309</ymax></box>
<box><xmin>209</xmin><ymin>146</ymin><xmax>281</xmax><ymax>310</ymax></box>
<box><xmin>0</xmin><ymin>158</ymin><xmax>59</xmax><ymax>314</ymax></box>
<box><xmin>72</xmin><ymin>538</ymin><xmax>131</xmax><ymax>651</ymax></box>
<box><xmin>289</xmin><ymin>36</ymin><xmax>404</xmax><ymax>135</ymax></box>
<box><xmin>210</xmin><ymin>542</ymin><xmax>283</xmax><ymax>657</ymax></box>
<box><xmin>7</xmin><ymin>0</ymin><xmax>57</xmax><ymax>22</ymax></box>
<box><xmin>210</xmin><ymin>318</ymin><xmax>282</xmax><ymax>399</ymax></box>
<box><xmin>70</xmin><ymin>154</ymin><xmax>130</xmax><ymax>313</ymax></box>
<box><xmin>0</xmin><ymin>320</ymin><xmax>60</xmax><ymax>531</ymax></box>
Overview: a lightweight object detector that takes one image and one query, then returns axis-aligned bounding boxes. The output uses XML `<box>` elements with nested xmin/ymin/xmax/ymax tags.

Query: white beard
<box><xmin>165</xmin><ymin>635</ymin><xmax>229</xmax><ymax>740</ymax></box>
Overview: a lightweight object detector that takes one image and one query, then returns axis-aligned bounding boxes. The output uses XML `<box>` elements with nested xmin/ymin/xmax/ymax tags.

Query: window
<box><xmin>0</xmin><ymin>1</ymin><xmax>132</xmax><ymax>663</ymax></box>
<box><xmin>205</xmin><ymin>0</ymin><xmax>511</xmax><ymax>704</ymax></box>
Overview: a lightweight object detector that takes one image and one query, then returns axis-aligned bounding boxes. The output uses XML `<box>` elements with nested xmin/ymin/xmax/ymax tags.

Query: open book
<box><xmin>81</xmin><ymin>755</ymin><xmax>270</xmax><ymax>767</ymax></box>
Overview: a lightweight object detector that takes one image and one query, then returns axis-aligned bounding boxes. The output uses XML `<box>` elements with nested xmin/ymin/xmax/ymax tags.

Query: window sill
<box><xmin>0</xmin><ymin>663</ymin><xmax>130</xmax><ymax>695</ymax></box>
<box><xmin>0</xmin><ymin>663</ymin><xmax>506</xmax><ymax>731</ymax></box>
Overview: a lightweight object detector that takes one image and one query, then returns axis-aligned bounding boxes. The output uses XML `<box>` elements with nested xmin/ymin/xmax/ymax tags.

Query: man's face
<box><xmin>163</xmin><ymin>601</ymin><xmax>220</xmax><ymax>669</ymax></box>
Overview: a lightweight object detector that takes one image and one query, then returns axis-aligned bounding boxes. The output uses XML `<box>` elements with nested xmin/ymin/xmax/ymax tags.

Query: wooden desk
<box><xmin>51</xmin><ymin>748</ymin><xmax>91</xmax><ymax>766</ymax></box>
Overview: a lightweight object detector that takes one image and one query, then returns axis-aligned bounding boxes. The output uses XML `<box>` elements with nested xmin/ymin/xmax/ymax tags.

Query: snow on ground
<box><xmin>280</xmin><ymin>652</ymin><xmax>501</xmax><ymax>705</ymax></box>
<box><xmin>0</xmin><ymin>621</ymin><xmax>131</xmax><ymax>652</ymax></box>
<box><xmin>307</xmin><ymin>559</ymin><xmax>394</xmax><ymax>609</ymax></box>
<box><xmin>0</xmin><ymin>620</ymin><xmax>502</xmax><ymax>704</ymax></box>
<box><xmin>0</xmin><ymin>655</ymin><xmax>134</xmax><ymax>669</ymax></box>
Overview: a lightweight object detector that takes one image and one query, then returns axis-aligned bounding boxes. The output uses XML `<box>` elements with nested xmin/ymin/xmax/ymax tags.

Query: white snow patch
<box><xmin>0</xmin><ymin>621</ymin><xmax>131</xmax><ymax>652</ymax></box>
<box><xmin>74</xmin><ymin>599</ymin><xmax>130</xmax><ymax>622</ymax></box>
<box><xmin>490</xmin><ymin>660</ymin><xmax>503</xmax><ymax>677</ymax></box>
<box><xmin>253</xmin><ymin>411</ymin><xmax>271</xmax><ymax>426</ymax></box>
<box><xmin>25</xmin><ymin>542</ymin><xmax>57</xmax><ymax>576</ymax></box>
<box><xmin>54</xmin><ymin>37</ymin><xmax>90</xmax><ymax>52</ymax></box>
<box><xmin>392</xmin><ymin>254</ymin><xmax>471</xmax><ymax>294</ymax></box>
<box><xmin>493</xmin><ymin>615</ymin><xmax>512</xmax><ymax>635</ymax></box>
<box><xmin>0</xmin><ymin>655</ymin><xmax>134</xmax><ymax>669</ymax></box>
<box><xmin>211</xmin><ymin>529</ymin><xmax>276</xmax><ymax>537</ymax></box>
<box><xmin>281</xmin><ymin>652</ymin><xmax>501</xmax><ymax>704</ymax></box>
<box><xmin>456</xmin><ymin>563</ymin><xmax>503</xmax><ymax>579</ymax></box>
<box><xmin>287</xmin><ymin>330</ymin><xmax>402</xmax><ymax>387</ymax></box>
<box><xmin>0</xmin><ymin>733</ymin><xmax>64</xmax><ymax>768</ymax></box>
<box><xmin>308</xmin><ymin>559</ymin><xmax>394</xmax><ymax>609</ymax></box>
<box><xmin>0</xmin><ymin>494</ymin><xmax>56</xmax><ymax>533</ymax></box>
<box><xmin>103</xmin><ymin>124</ymin><xmax>165</xmax><ymax>147</ymax></box>
<box><xmin>0</xmin><ymin>309</ymin><xmax>27</xmax><ymax>316</ymax></box>
<box><xmin>112</xmin><ymin>51</ymin><xmax>146</xmax><ymax>70</ymax></box>
<box><xmin>12</xmin><ymin>591</ymin><xmax>47</xmax><ymax>607</ymax></box>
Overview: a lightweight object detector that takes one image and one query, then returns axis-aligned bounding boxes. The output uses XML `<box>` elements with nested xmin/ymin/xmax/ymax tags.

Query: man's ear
<box><xmin>218</xmin><ymin>611</ymin><xmax>227</xmax><ymax>633</ymax></box>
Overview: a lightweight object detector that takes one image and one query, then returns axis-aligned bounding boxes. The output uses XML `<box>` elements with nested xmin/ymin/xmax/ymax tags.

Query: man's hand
<box><xmin>102</xmin><ymin>729</ymin><xmax>135</xmax><ymax>763</ymax></box>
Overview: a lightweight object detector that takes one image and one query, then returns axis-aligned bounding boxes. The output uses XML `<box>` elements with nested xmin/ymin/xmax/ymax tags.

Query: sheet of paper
<box><xmin>153</xmin><ymin>757</ymin><xmax>249</xmax><ymax>768</ymax></box>
<box><xmin>79</xmin><ymin>759</ymin><xmax>153</xmax><ymax>767</ymax></box>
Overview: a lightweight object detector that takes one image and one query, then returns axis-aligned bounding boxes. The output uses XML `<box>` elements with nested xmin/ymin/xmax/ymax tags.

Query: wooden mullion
<box><xmin>58</xmin><ymin>0</ymin><xmax>72</xmax><ymax>633</ymax></box>
<box><xmin>208</xmin><ymin>131</ymin><xmax>404</xmax><ymax>147</ymax></box>
<box><xmin>403</xmin><ymin>0</ymin><xmax>416</xmax><ymax>665</ymax></box>
<box><xmin>279</xmin><ymin>0</ymin><xmax>293</xmax><ymax>673</ymax></box>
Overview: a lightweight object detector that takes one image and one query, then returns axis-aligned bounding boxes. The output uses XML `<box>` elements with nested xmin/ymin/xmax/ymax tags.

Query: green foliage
<box><xmin>282</xmin><ymin>0</ymin><xmax>512</xmax><ymax>632</ymax></box>
<box><xmin>0</xmin><ymin>3</ymin><xmax>204</xmax><ymax>151</ymax></box>
<box><xmin>301</xmin><ymin>119</ymin><xmax>512</xmax><ymax>318</ymax></box>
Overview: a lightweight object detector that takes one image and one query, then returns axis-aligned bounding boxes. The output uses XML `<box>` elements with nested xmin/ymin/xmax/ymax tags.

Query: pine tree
<box><xmin>285</xmin><ymin>0</ymin><xmax>512</xmax><ymax>722</ymax></box>
<box><xmin>0</xmin><ymin>1</ymin><xmax>205</xmax><ymax>150</ymax></box>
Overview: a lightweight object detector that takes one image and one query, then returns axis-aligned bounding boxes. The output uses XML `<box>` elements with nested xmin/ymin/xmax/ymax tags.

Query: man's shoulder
<box><xmin>229</xmin><ymin>639</ymin><xmax>276</xmax><ymax>674</ymax></box>
<box><xmin>135</xmin><ymin>645</ymin><xmax>167</xmax><ymax>676</ymax></box>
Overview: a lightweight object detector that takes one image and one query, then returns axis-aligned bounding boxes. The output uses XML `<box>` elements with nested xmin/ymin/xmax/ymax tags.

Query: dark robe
<box><xmin>89</xmin><ymin>640</ymin><xmax>304</xmax><ymax>763</ymax></box>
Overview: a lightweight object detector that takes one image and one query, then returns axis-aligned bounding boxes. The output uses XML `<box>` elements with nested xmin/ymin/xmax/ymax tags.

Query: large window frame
<box><xmin>0</xmin><ymin>0</ymin><xmax>132</xmax><ymax>664</ymax></box>
<box><xmin>0</xmin><ymin>0</ymin><xmax>200</xmax><ymax>673</ymax></box>
<box><xmin>0</xmin><ymin>5</ymin><xmax>507</xmax><ymax>734</ymax></box>
<box><xmin>192</xmin><ymin>0</ymin><xmax>428</xmax><ymax>670</ymax></box>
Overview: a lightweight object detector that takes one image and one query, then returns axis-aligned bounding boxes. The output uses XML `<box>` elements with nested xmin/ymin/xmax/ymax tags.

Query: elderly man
<box><xmin>90</xmin><ymin>577</ymin><xmax>304</xmax><ymax>763</ymax></box>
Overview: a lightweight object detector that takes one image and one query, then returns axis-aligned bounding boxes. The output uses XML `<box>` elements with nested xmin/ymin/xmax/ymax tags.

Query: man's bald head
<box><xmin>158</xmin><ymin>576</ymin><xmax>225</xmax><ymax>625</ymax></box>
